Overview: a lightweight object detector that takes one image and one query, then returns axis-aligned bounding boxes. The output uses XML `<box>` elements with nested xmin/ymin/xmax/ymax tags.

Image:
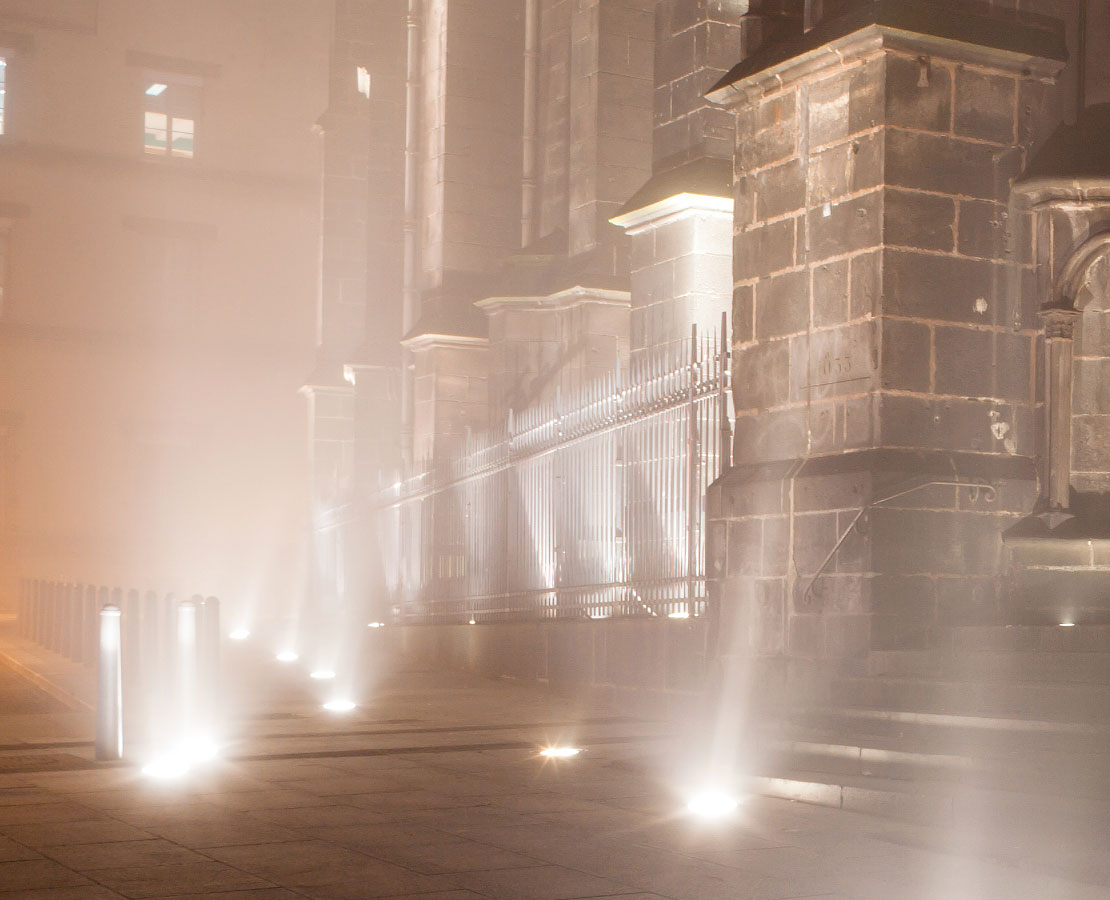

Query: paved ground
<box><xmin>0</xmin><ymin>624</ymin><xmax>1107</xmax><ymax>899</ymax></box>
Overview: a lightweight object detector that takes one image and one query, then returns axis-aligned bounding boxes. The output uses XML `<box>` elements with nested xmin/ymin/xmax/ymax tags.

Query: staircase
<box><xmin>748</xmin><ymin>625</ymin><xmax>1110</xmax><ymax>884</ymax></box>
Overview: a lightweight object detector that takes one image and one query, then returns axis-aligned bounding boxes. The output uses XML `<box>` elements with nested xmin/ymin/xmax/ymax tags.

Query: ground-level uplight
<box><xmin>276</xmin><ymin>650</ymin><xmax>299</xmax><ymax>662</ymax></box>
<box><xmin>668</xmin><ymin>611</ymin><xmax>690</xmax><ymax>619</ymax></box>
<box><xmin>323</xmin><ymin>699</ymin><xmax>356</xmax><ymax>712</ymax></box>
<box><xmin>1059</xmin><ymin>621</ymin><xmax>1076</xmax><ymax>627</ymax></box>
<box><xmin>367</xmin><ymin>622</ymin><xmax>385</xmax><ymax>628</ymax></box>
<box><xmin>540</xmin><ymin>746</ymin><xmax>581</xmax><ymax>758</ymax></box>
<box><xmin>310</xmin><ymin>669</ymin><xmax>336</xmax><ymax>680</ymax></box>
<box><xmin>229</xmin><ymin>628</ymin><xmax>250</xmax><ymax>641</ymax></box>
<box><xmin>687</xmin><ymin>791</ymin><xmax>740</xmax><ymax>818</ymax></box>
<box><xmin>141</xmin><ymin>737</ymin><xmax>218</xmax><ymax>780</ymax></box>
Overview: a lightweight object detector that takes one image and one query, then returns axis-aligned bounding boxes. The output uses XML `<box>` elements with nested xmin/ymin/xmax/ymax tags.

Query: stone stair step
<box><xmin>868</xmin><ymin>649</ymin><xmax>1110</xmax><ymax>684</ymax></box>
<box><xmin>949</xmin><ymin>624</ymin><xmax>1110</xmax><ymax>652</ymax></box>
<box><xmin>747</xmin><ymin>769</ymin><xmax>1110</xmax><ymax>885</ymax></box>
<box><xmin>769</xmin><ymin>738</ymin><xmax>1110</xmax><ymax>798</ymax></box>
<box><xmin>828</xmin><ymin>675</ymin><xmax>1110</xmax><ymax>724</ymax></box>
<box><xmin>779</xmin><ymin>713</ymin><xmax>1110</xmax><ymax>757</ymax></box>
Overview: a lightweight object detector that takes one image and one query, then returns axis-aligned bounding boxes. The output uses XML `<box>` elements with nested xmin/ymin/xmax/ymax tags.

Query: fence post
<box><xmin>84</xmin><ymin>586</ymin><xmax>99</xmax><ymax>665</ymax></box>
<box><xmin>176</xmin><ymin>599</ymin><xmax>197</xmax><ymax>747</ymax></box>
<box><xmin>51</xmin><ymin>581</ymin><xmax>64</xmax><ymax>652</ymax></box>
<box><xmin>96</xmin><ymin>605</ymin><xmax>123</xmax><ymax>761</ymax></box>
<box><xmin>121</xmin><ymin>589</ymin><xmax>141</xmax><ymax>755</ymax></box>
<box><xmin>32</xmin><ymin>580</ymin><xmax>43</xmax><ymax>644</ymax></box>
<box><xmin>197</xmin><ymin>596</ymin><xmax>220</xmax><ymax>739</ymax></box>
<box><xmin>69</xmin><ymin>584</ymin><xmax>84</xmax><ymax>661</ymax></box>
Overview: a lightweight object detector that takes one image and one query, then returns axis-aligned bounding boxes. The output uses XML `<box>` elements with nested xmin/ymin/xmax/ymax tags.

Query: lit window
<box><xmin>171</xmin><ymin>116</ymin><xmax>194</xmax><ymax>158</ymax></box>
<box><xmin>0</xmin><ymin>57</ymin><xmax>7</xmax><ymax>135</ymax></box>
<box><xmin>144</xmin><ymin>111</ymin><xmax>167</xmax><ymax>154</ymax></box>
<box><xmin>142</xmin><ymin>78</ymin><xmax>199</xmax><ymax>159</ymax></box>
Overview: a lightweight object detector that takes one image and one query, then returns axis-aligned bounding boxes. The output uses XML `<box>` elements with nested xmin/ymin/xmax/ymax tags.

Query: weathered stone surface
<box><xmin>885</xmin><ymin>53</ymin><xmax>952</xmax><ymax>133</ymax></box>
<box><xmin>885</xmin><ymin>130</ymin><xmax>1022</xmax><ymax>202</ymax></box>
<box><xmin>812</xmin><ymin>258</ymin><xmax>850</xmax><ymax>327</ymax></box>
<box><xmin>954</xmin><ymin>67</ymin><xmax>1017</xmax><ymax>145</ymax></box>
<box><xmin>934</xmin><ymin>325</ymin><xmax>994</xmax><ymax>398</ymax></box>
<box><xmin>885</xmin><ymin>189</ymin><xmax>955</xmax><ymax>252</ymax></box>
<box><xmin>808</xmin><ymin>189</ymin><xmax>883</xmax><ymax>260</ymax></box>
<box><xmin>755</xmin><ymin>269</ymin><xmax>808</xmax><ymax>340</ymax></box>
<box><xmin>880</xmin><ymin>318</ymin><xmax>930</xmax><ymax>392</ymax></box>
<box><xmin>883</xmin><ymin>249</ymin><xmax>1002</xmax><ymax>324</ymax></box>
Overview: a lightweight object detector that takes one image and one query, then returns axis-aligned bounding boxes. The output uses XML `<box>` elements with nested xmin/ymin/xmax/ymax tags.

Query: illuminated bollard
<box><xmin>177</xmin><ymin>599</ymin><xmax>198</xmax><ymax>744</ymax></box>
<box><xmin>96</xmin><ymin>605</ymin><xmax>123</xmax><ymax>761</ymax></box>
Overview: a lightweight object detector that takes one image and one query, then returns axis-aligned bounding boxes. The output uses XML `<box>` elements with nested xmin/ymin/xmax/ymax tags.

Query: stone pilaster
<box><xmin>402</xmin><ymin>334</ymin><xmax>490</xmax><ymax>470</ymax></box>
<box><xmin>610</xmin><ymin>160</ymin><xmax>734</xmax><ymax>353</ymax></box>
<box><xmin>477</xmin><ymin>286</ymin><xmax>630</xmax><ymax>419</ymax></box>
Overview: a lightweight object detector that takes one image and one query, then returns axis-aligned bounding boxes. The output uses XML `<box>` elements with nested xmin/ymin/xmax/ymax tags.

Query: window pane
<box><xmin>144</xmin><ymin>111</ymin><xmax>167</xmax><ymax>154</ymax></box>
<box><xmin>170</xmin><ymin>117</ymin><xmax>194</xmax><ymax>158</ymax></box>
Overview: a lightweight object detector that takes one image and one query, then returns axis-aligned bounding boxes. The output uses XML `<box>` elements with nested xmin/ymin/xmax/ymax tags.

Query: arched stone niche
<box><xmin>1040</xmin><ymin>231</ymin><xmax>1110</xmax><ymax>512</ymax></box>
<box><xmin>1071</xmin><ymin>249</ymin><xmax>1110</xmax><ymax>495</ymax></box>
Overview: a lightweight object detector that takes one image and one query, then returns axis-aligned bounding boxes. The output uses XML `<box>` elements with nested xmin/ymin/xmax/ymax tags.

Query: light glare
<box><xmin>229</xmin><ymin>628</ymin><xmax>250</xmax><ymax>641</ymax></box>
<box><xmin>540</xmin><ymin>746</ymin><xmax>581</xmax><ymax>758</ymax></box>
<box><xmin>310</xmin><ymin>669</ymin><xmax>336</xmax><ymax>680</ymax></box>
<box><xmin>142</xmin><ymin>755</ymin><xmax>189</xmax><ymax>779</ymax></box>
<box><xmin>1059</xmin><ymin>621</ymin><xmax>1076</xmax><ymax>627</ymax></box>
<box><xmin>668</xmin><ymin>611</ymin><xmax>690</xmax><ymax>619</ymax></box>
<box><xmin>687</xmin><ymin>791</ymin><xmax>740</xmax><ymax>818</ymax></box>
<box><xmin>367</xmin><ymin>622</ymin><xmax>385</xmax><ymax>628</ymax></box>
<box><xmin>146</xmin><ymin>82</ymin><xmax>168</xmax><ymax>96</ymax></box>
<box><xmin>323</xmin><ymin>699</ymin><xmax>356</xmax><ymax>712</ymax></box>
<box><xmin>276</xmin><ymin>650</ymin><xmax>299</xmax><ymax>662</ymax></box>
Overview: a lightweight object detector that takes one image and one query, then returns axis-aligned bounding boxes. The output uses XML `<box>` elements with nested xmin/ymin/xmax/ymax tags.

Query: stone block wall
<box><xmin>407</xmin><ymin>337</ymin><xmax>490</xmax><ymax>467</ymax></box>
<box><xmin>707</xmin><ymin>15</ymin><xmax>1065</xmax><ymax>690</ymax></box>
<box><xmin>653</xmin><ymin>0</ymin><xmax>749</xmax><ymax>167</ymax></box>
<box><xmin>626</xmin><ymin>204</ymin><xmax>733</xmax><ymax>352</ymax></box>
<box><xmin>480</xmin><ymin>290</ymin><xmax>630</xmax><ymax>419</ymax></box>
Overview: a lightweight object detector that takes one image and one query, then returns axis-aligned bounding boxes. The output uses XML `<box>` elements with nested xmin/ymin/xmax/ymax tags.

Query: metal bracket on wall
<box><xmin>801</xmin><ymin>479</ymin><xmax>998</xmax><ymax>607</ymax></box>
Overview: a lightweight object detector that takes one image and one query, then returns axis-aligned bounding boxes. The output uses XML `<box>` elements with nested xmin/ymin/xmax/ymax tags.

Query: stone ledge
<box><xmin>708</xmin><ymin>0</ymin><xmax>1066</xmax><ymax>105</ymax></box>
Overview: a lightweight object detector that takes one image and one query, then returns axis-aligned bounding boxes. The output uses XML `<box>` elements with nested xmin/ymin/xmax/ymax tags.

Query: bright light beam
<box><xmin>310</xmin><ymin>670</ymin><xmax>336</xmax><ymax>680</ymax></box>
<box><xmin>276</xmin><ymin>651</ymin><xmax>299</xmax><ymax>662</ymax></box>
<box><xmin>323</xmin><ymin>699</ymin><xmax>356</xmax><ymax>712</ymax></box>
<box><xmin>229</xmin><ymin>628</ymin><xmax>250</xmax><ymax>641</ymax></box>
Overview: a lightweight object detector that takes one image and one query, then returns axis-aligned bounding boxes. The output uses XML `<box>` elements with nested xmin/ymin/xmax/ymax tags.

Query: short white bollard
<box><xmin>96</xmin><ymin>605</ymin><xmax>123</xmax><ymax>761</ymax></box>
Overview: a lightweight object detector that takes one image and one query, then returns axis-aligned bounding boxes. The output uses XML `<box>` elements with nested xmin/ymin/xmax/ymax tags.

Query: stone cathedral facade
<box><xmin>305</xmin><ymin>0</ymin><xmax>1110</xmax><ymax>702</ymax></box>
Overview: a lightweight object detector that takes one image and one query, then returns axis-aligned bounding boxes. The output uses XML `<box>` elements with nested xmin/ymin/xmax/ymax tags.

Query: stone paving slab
<box><xmin>0</xmin><ymin>633</ymin><xmax>1107</xmax><ymax>898</ymax></box>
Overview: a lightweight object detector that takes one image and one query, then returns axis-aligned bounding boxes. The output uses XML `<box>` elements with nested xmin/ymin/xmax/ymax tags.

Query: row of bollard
<box><xmin>18</xmin><ymin>579</ymin><xmax>221</xmax><ymax>762</ymax></box>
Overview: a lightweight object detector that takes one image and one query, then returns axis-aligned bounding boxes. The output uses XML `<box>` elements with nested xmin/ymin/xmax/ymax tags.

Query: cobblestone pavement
<box><xmin>0</xmin><ymin>633</ymin><xmax>1106</xmax><ymax>899</ymax></box>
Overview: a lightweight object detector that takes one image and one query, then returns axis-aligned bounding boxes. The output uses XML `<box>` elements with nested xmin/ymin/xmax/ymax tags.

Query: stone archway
<box><xmin>1040</xmin><ymin>231</ymin><xmax>1110</xmax><ymax>513</ymax></box>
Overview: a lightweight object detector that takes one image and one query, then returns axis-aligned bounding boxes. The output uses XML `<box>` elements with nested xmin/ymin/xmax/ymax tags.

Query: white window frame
<box><xmin>141</xmin><ymin>74</ymin><xmax>201</xmax><ymax>160</ymax></box>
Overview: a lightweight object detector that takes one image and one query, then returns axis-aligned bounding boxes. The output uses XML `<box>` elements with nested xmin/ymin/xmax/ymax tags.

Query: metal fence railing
<box><xmin>376</xmin><ymin>320</ymin><xmax>731</xmax><ymax>624</ymax></box>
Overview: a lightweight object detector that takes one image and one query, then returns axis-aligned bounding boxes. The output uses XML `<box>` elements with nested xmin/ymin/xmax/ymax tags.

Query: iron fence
<box><xmin>377</xmin><ymin>321</ymin><xmax>731</xmax><ymax>624</ymax></box>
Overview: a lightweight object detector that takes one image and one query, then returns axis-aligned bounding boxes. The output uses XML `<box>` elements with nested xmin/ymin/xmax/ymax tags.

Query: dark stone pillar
<box><xmin>704</xmin><ymin>1</ymin><xmax>1066</xmax><ymax>701</ymax></box>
